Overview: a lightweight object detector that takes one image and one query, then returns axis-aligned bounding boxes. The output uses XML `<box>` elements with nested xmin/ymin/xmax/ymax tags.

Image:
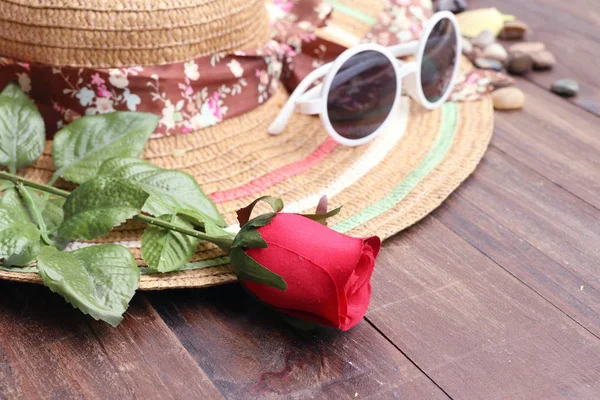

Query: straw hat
<box><xmin>0</xmin><ymin>0</ymin><xmax>493</xmax><ymax>289</ymax></box>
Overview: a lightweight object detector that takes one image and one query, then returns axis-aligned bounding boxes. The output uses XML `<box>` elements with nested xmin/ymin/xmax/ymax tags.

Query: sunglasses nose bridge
<box><xmin>395</xmin><ymin>62</ymin><xmax>421</xmax><ymax>104</ymax></box>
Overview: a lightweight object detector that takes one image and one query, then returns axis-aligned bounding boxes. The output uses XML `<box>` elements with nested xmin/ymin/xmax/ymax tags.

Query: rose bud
<box><xmin>233</xmin><ymin>212</ymin><xmax>381</xmax><ymax>331</ymax></box>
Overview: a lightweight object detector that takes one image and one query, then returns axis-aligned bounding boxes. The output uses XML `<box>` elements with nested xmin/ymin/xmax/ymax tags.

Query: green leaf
<box><xmin>52</xmin><ymin>112</ymin><xmax>159</xmax><ymax>184</ymax></box>
<box><xmin>0</xmin><ymin>187</ymin><xmax>31</xmax><ymax>220</ymax></box>
<box><xmin>141</xmin><ymin>214</ymin><xmax>200</xmax><ymax>273</ymax></box>
<box><xmin>0</xmin><ymin>84</ymin><xmax>45</xmax><ymax>171</ymax></box>
<box><xmin>58</xmin><ymin>176</ymin><xmax>149</xmax><ymax>240</ymax></box>
<box><xmin>0</xmin><ymin>188</ymin><xmax>41</xmax><ymax>266</ymax></box>
<box><xmin>41</xmin><ymin>196</ymin><xmax>65</xmax><ymax>234</ymax></box>
<box><xmin>230</xmin><ymin>247</ymin><xmax>287</xmax><ymax>291</ymax></box>
<box><xmin>236</xmin><ymin>196</ymin><xmax>284</xmax><ymax>227</ymax></box>
<box><xmin>0</xmin><ymin>83</ymin><xmax>28</xmax><ymax>100</ymax></box>
<box><xmin>36</xmin><ymin>245</ymin><xmax>140</xmax><ymax>327</ymax></box>
<box><xmin>0</xmin><ymin>180</ymin><xmax>15</xmax><ymax>191</ymax></box>
<box><xmin>98</xmin><ymin>157</ymin><xmax>225</xmax><ymax>226</ymax></box>
<box><xmin>2</xmin><ymin>185</ymin><xmax>64</xmax><ymax>235</ymax></box>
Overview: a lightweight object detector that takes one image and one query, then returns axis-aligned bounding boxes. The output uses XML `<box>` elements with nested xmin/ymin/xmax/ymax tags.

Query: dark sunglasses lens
<box><xmin>421</xmin><ymin>18</ymin><xmax>458</xmax><ymax>104</ymax></box>
<box><xmin>327</xmin><ymin>51</ymin><xmax>397</xmax><ymax>141</ymax></box>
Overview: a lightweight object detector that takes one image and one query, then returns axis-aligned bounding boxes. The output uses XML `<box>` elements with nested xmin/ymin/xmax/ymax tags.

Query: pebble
<box><xmin>462</xmin><ymin>37</ymin><xmax>473</xmax><ymax>56</ymax></box>
<box><xmin>483</xmin><ymin>43</ymin><xmax>508</xmax><ymax>62</ymax></box>
<box><xmin>457</xmin><ymin>7</ymin><xmax>510</xmax><ymax>38</ymax></box>
<box><xmin>474</xmin><ymin>57</ymin><xmax>504</xmax><ymax>71</ymax></box>
<box><xmin>508</xmin><ymin>41</ymin><xmax>545</xmax><ymax>55</ymax></box>
<box><xmin>473</xmin><ymin>29</ymin><xmax>496</xmax><ymax>48</ymax></box>
<box><xmin>506</xmin><ymin>52</ymin><xmax>533</xmax><ymax>75</ymax></box>
<box><xmin>492</xmin><ymin>87</ymin><xmax>525</xmax><ymax>110</ymax></box>
<box><xmin>498</xmin><ymin>20</ymin><xmax>529</xmax><ymax>40</ymax></box>
<box><xmin>551</xmin><ymin>79</ymin><xmax>579</xmax><ymax>97</ymax></box>
<box><xmin>531</xmin><ymin>50</ymin><xmax>556</xmax><ymax>70</ymax></box>
<box><xmin>436</xmin><ymin>0</ymin><xmax>468</xmax><ymax>13</ymax></box>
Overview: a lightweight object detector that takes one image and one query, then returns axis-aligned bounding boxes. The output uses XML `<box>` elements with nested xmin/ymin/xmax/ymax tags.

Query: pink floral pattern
<box><xmin>364</xmin><ymin>0</ymin><xmax>433</xmax><ymax>46</ymax></box>
<box><xmin>0</xmin><ymin>42</ymin><xmax>286</xmax><ymax>136</ymax></box>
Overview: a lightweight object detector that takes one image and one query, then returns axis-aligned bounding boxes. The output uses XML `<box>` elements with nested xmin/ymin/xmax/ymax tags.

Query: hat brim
<box><xmin>0</xmin><ymin>63</ymin><xmax>494</xmax><ymax>290</ymax></box>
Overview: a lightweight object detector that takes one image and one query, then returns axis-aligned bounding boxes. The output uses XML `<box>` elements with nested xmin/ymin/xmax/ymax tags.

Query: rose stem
<box><xmin>0</xmin><ymin>171</ymin><xmax>234</xmax><ymax>249</ymax></box>
<box><xmin>16</xmin><ymin>183</ymin><xmax>53</xmax><ymax>246</ymax></box>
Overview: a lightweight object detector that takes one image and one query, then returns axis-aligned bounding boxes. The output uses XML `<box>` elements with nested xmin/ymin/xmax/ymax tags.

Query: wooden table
<box><xmin>2</xmin><ymin>1</ymin><xmax>600</xmax><ymax>398</ymax></box>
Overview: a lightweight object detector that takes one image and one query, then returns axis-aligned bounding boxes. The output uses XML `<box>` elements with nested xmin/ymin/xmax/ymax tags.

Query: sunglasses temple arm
<box><xmin>389</xmin><ymin>41</ymin><xmax>419</xmax><ymax>58</ymax></box>
<box><xmin>268</xmin><ymin>63</ymin><xmax>332</xmax><ymax>135</ymax></box>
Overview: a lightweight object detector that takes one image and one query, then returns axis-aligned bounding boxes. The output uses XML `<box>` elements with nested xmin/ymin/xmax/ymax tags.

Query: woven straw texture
<box><xmin>0</xmin><ymin>0</ymin><xmax>494</xmax><ymax>290</ymax></box>
<box><xmin>0</xmin><ymin>0</ymin><xmax>271</xmax><ymax>67</ymax></box>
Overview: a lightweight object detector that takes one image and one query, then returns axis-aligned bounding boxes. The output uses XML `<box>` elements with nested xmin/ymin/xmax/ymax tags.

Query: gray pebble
<box><xmin>462</xmin><ymin>37</ymin><xmax>473</xmax><ymax>56</ymax></box>
<box><xmin>475</xmin><ymin>57</ymin><xmax>504</xmax><ymax>71</ymax></box>
<box><xmin>551</xmin><ymin>79</ymin><xmax>579</xmax><ymax>97</ymax></box>
<box><xmin>436</xmin><ymin>0</ymin><xmax>468</xmax><ymax>13</ymax></box>
<box><xmin>473</xmin><ymin>30</ymin><xmax>496</xmax><ymax>48</ymax></box>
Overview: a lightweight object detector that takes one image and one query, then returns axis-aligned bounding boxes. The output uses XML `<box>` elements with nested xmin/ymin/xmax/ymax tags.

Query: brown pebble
<box><xmin>492</xmin><ymin>87</ymin><xmax>525</xmax><ymax>110</ymax></box>
<box><xmin>498</xmin><ymin>20</ymin><xmax>529</xmax><ymax>40</ymax></box>
<box><xmin>507</xmin><ymin>52</ymin><xmax>533</xmax><ymax>75</ymax></box>
<box><xmin>509</xmin><ymin>41</ymin><xmax>545</xmax><ymax>55</ymax></box>
<box><xmin>531</xmin><ymin>50</ymin><xmax>556</xmax><ymax>70</ymax></box>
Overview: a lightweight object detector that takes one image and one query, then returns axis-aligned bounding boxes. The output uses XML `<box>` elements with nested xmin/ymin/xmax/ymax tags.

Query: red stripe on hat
<box><xmin>209</xmin><ymin>138</ymin><xmax>338</xmax><ymax>203</ymax></box>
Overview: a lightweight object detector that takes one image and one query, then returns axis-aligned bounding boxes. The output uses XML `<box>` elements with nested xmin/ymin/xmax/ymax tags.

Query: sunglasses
<box><xmin>269</xmin><ymin>11</ymin><xmax>461</xmax><ymax>146</ymax></box>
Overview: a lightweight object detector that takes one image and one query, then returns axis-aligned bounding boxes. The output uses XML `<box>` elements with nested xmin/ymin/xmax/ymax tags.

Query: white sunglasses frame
<box><xmin>268</xmin><ymin>11</ymin><xmax>462</xmax><ymax>147</ymax></box>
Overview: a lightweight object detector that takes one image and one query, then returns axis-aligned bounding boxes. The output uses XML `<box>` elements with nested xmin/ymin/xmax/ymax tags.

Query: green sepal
<box><xmin>230</xmin><ymin>247</ymin><xmax>287</xmax><ymax>291</ymax></box>
<box><xmin>236</xmin><ymin>196</ymin><xmax>283</xmax><ymax>227</ymax></box>
<box><xmin>298</xmin><ymin>206</ymin><xmax>342</xmax><ymax>224</ymax></box>
<box><xmin>229</xmin><ymin>208</ymin><xmax>286</xmax><ymax>290</ymax></box>
<box><xmin>232</xmin><ymin>228</ymin><xmax>267</xmax><ymax>249</ymax></box>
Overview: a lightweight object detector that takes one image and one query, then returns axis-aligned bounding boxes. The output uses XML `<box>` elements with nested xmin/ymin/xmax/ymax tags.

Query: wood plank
<box><xmin>470</xmin><ymin>0</ymin><xmax>600</xmax><ymax>115</ymax></box>
<box><xmin>489</xmin><ymin>80</ymin><xmax>600</xmax><ymax>210</ymax></box>
<box><xmin>0</xmin><ymin>282</ymin><xmax>222</xmax><ymax>399</ymax></box>
<box><xmin>366</xmin><ymin>214</ymin><xmax>600</xmax><ymax>399</ymax></box>
<box><xmin>148</xmin><ymin>284</ymin><xmax>450</xmax><ymax>400</ymax></box>
<box><xmin>434</xmin><ymin>148</ymin><xmax>600</xmax><ymax>335</ymax></box>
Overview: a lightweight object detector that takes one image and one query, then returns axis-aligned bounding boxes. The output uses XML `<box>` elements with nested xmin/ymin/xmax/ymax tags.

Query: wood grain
<box><xmin>367</xmin><ymin>213</ymin><xmax>600</xmax><ymax>399</ymax></box>
<box><xmin>435</xmin><ymin>149</ymin><xmax>600</xmax><ymax>335</ymax></box>
<box><xmin>471</xmin><ymin>0</ymin><xmax>600</xmax><ymax>115</ymax></box>
<box><xmin>148</xmin><ymin>285</ymin><xmax>449</xmax><ymax>400</ymax></box>
<box><xmin>490</xmin><ymin>80</ymin><xmax>600</xmax><ymax>210</ymax></box>
<box><xmin>0</xmin><ymin>282</ymin><xmax>222</xmax><ymax>400</ymax></box>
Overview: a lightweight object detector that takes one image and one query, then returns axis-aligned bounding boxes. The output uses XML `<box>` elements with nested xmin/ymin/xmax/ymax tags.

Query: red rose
<box><xmin>243</xmin><ymin>213</ymin><xmax>381</xmax><ymax>331</ymax></box>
